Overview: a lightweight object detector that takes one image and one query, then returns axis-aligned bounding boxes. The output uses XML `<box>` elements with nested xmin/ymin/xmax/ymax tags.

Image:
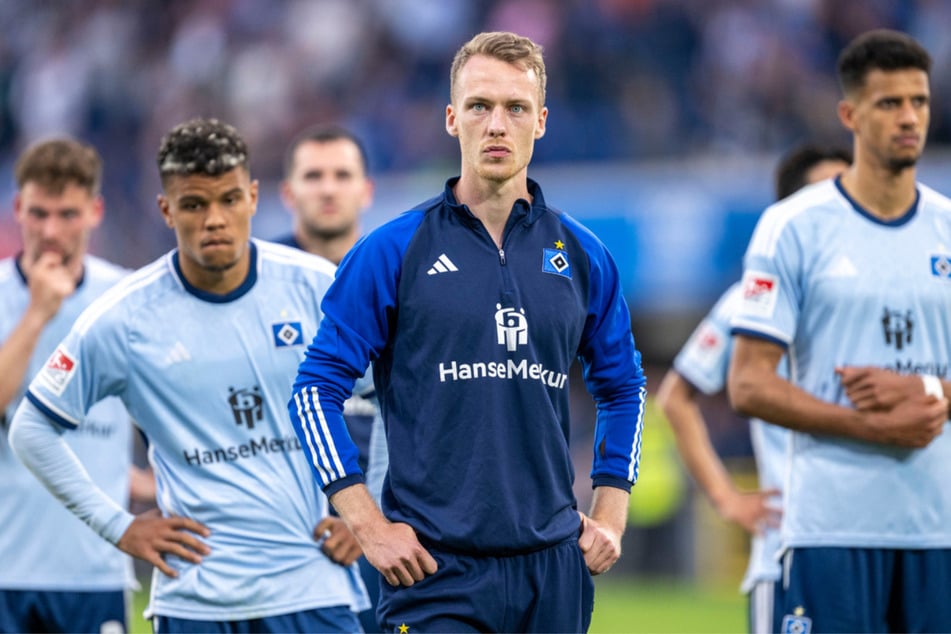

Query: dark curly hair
<box><xmin>157</xmin><ymin>118</ymin><xmax>249</xmax><ymax>184</ymax></box>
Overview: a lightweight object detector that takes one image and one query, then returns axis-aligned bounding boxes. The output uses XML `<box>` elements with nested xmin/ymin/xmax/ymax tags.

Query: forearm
<box><xmin>589</xmin><ymin>484</ymin><xmax>630</xmax><ymax>538</ymax></box>
<box><xmin>328</xmin><ymin>483</ymin><xmax>389</xmax><ymax>542</ymax></box>
<box><xmin>9</xmin><ymin>399</ymin><xmax>134</xmax><ymax>543</ymax></box>
<box><xmin>730</xmin><ymin>368</ymin><xmax>866</xmax><ymax>439</ymax></box>
<box><xmin>662</xmin><ymin>390</ymin><xmax>737</xmax><ymax>510</ymax></box>
<box><xmin>0</xmin><ymin>308</ymin><xmax>47</xmax><ymax>410</ymax></box>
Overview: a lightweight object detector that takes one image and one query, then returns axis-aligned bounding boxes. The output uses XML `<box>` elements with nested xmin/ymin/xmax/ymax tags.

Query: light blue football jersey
<box><xmin>0</xmin><ymin>254</ymin><xmax>133</xmax><ymax>591</ymax></box>
<box><xmin>672</xmin><ymin>282</ymin><xmax>787</xmax><ymax>592</ymax></box>
<box><xmin>24</xmin><ymin>240</ymin><xmax>368</xmax><ymax>620</ymax></box>
<box><xmin>732</xmin><ymin>178</ymin><xmax>951</xmax><ymax>549</ymax></box>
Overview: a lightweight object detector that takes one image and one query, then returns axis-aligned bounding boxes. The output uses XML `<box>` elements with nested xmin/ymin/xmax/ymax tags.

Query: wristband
<box><xmin>922</xmin><ymin>374</ymin><xmax>944</xmax><ymax>399</ymax></box>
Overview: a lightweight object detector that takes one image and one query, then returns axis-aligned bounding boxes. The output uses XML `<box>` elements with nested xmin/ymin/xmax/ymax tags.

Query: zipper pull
<box><xmin>499</xmin><ymin>248</ymin><xmax>506</xmax><ymax>265</ymax></box>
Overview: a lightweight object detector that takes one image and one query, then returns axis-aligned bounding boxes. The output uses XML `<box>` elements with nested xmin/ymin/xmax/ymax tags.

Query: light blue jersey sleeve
<box><xmin>9</xmin><ymin>399</ymin><xmax>134</xmax><ymax>544</ymax></box>
<box><xmin>730</xmin><ymin>198</ymin><xmax>806</xmax><ymax>348</ymax></box>
<box><xmin>672</xmin><ymin>283</ymin><xmax>741</xmax><ymax>395</ymax></box>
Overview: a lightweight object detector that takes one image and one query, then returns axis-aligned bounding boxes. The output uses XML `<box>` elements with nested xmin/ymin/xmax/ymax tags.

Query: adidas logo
<box><xmin>162</xmin><ymin>341</ymin><xmax>192</xmax><ymax>366</ymax></box>
<box><xmin>825</xmin><ymin>255</ymin><xmax>857</xmax><ymax>278</ymax></box>
<box><xmin>427</xmin><ymin>253</ymin><xmax>458</xmax><ymax>275</ymax></box>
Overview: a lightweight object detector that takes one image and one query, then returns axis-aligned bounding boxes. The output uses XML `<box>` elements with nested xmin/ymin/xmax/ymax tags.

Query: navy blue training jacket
<box><xmin>289</xmin><ymin>178</ymin><xmax>646</xmax><ymax>555</ymax></box>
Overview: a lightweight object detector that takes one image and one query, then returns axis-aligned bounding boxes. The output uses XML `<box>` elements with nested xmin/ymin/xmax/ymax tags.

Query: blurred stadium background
<box><xmin>4</xmin><ymin>1</ymin><xmax>951</xmax><ymax>630</ymax></box>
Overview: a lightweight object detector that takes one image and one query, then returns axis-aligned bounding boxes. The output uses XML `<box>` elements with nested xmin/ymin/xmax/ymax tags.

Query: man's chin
<box><xmin>201</xmin><ymin>257</ymin><xmax>240</xmax><ymax>273</ymax></box>
<box><xmin>887</xmin><ymin>156</ymin><xmax>918</xmax><ymax>173</ymax></box>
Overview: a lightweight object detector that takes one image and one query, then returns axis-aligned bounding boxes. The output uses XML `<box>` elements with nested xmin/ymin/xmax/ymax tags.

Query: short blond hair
<box><xmin>450</xmin><ymin>31</ymin><xmax>546</xmax><ymax>106</ymax></box>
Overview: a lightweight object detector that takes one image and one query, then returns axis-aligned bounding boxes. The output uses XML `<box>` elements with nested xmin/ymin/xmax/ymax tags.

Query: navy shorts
<box><xmin>779</xmin><ymin>547</ymin><xmax>951</xmax><ymax>633</ymax></box>
<box><xmin>378</xmin><ymin>538</ymin><xmax>594</xmax><ymax>633</ymax></box>
<box><xmin>153</xmin><ymin>605</ymin><xmax>361</xmax><ymax>633</ymax></box>
<box><xmin>0</xmin><ymin>588</ymin><xmax>126</xmax><ymax>634</ymax></box>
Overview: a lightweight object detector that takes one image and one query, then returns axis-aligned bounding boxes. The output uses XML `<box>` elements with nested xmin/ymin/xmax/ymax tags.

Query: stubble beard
<box><xmin>886</xmin><ymin>155</ymin><xmax>918</xmax><ymax>173</ymax></box>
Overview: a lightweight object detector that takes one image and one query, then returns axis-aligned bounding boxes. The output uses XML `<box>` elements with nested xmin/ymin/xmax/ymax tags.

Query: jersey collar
<box><xmin>443</xmin><ymin>177</ymin><xmax>548</xmax><ymax>227</ymax></box>
<box><xmin>171</xmin><ymin>241</ymin><xmax>258</xmax><ymax>303</ymax></box>
<box><xmin>834</xmin><ymin>176</ymin><xmax>919</xmax><ymax>227</ymax></box>
<box><xmin>14</xmin><ymin>253</ymin><xmax>86</xmax><ymax>289</ymax></box>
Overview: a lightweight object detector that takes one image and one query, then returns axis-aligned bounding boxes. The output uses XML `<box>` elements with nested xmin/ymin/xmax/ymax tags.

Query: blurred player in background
<box><xmin>9</xmin><ymin>118</ymin><xmax>368</xmax><ymax>632</ymax></box>
<box><xmin>0</xmin><ymin>138</ymin><xmax>154</xmax><ymax>633</ymax></box>
<box><xmin>276</xmin><ymin>123</ymin><xmax>387</xmax><ymax>633</ymax></box>
<box><xmin>288</xmin><ymin>31</ymin><xmax>646</xmax><ymax>632</ymax></box>
<box><xmin>657</xmin><ymin>142</ymin><xmax>850</xmax><ymax>634</ymax></box>
<box><xmin>730</xmin><ymin>30</ymin><xmax>951</xmax><ymax>632</ymax></box>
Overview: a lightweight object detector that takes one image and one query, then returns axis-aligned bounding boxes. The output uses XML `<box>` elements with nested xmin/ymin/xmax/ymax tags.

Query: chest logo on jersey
<box><xmin>271</xmin><ymin>321</ymin><xmax>303</xmax><ymax>347</ymax></box>
<box><xmin>427</xmin><ymin>253</ymin><xmax>459</xmax><ymax>275</ymax></box>
<box><xmin>881</xmin><ymin>307</ymin><xmax>913</xmax><ymax>351</ymax></box>
<box><xmin>228</xmin><ymin>386</ymin><xmax>263</xmax><ymax>429</ymax></box>
<box><xmin>931</xmin><ymin>254</ymin><xmax>951</xmax><ymax>280</ymax></box>
<box><xmin>542</xmin><ymin>241</ymin><xmax>571</xmax><ymax>279</ymax></box>
<box><xmin>39</xmin><ymin>345</ymin><xmax>77</xmax><ymax>396</ymax></box>
<box><xmin>437</xmin><ymin>303</ymin><xmax>569</xmax><ymax>389</ymax></box>
<box><xmin>496</xmin><ymin>303</ymin><xmax>528</xmax><ymax>351</ymax></box>
<box><xmin>739</xmin><ymin>270</ymin><xmax>779</xmax><ymax>318</ymax></box>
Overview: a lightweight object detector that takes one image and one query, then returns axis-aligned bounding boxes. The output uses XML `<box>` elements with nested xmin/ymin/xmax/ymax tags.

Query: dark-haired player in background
<box><xmin>276</xmin><ymin>123</ymin><xmax>386</xmax><ymax>633</ymax></box>
<box><xmin>730</xmin><ymin>30</ymin><xmax>951</xmax><ymax>632</ymax></box>
<box><xmin>10</xmin><ymin>118</ymin><xmax>368</xmax><ymax>632</ymax></box>
<box><xmin>657</xmin><ymin>142</ymin><xmax>850</xmax><ymax>633</ymax></box>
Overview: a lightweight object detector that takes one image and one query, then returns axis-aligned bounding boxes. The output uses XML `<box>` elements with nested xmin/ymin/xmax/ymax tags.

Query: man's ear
<box><xmin>446</xmin><ymin>103</ymin><xmax>458</xmax><ymax>138</ymax></box>
<box><xmin>535</xmin><ymin>106</ymin><xmax>548</xmax><ymax>140</ymax></box>
<box><xmin>157</xmin><ymin>194</ymin><xmax>174</xmax><ymax>229</ymax></box>
<box><xmin>837</xmin><ymin>99</ymin><xmax>856</xmax><ymax>133</ymax></box>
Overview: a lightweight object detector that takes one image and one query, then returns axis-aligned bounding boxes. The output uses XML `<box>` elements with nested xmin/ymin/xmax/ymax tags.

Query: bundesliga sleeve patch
<box><xmin>684</xmin><ymin>321</ymin><xmax>726</xmax><ymax>371</ymax></box>
<box><xmin>740</xmin><ymin>270</ymin><xmax>779</xmax><ymax>318</ymax></box>
<box><xmin>272</xmin><ymin>321</ymin><xmax>303</xmax><ymax>347</ymax></box>
<box><xmin>39</xmin><ymin>345</ymin><xmax>78</xmax><ymax>396</ymax></box>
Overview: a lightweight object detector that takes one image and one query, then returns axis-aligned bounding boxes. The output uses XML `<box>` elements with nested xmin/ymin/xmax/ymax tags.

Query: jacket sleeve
<box><xmin>574</xmin><ymin>226</ymin><xmax>647</xmax><ymax>491</ymax></box>
<box><xmin>288</xmin><ymin>214</ymin><xmax>419</xmax><ymax>496</ymax></box>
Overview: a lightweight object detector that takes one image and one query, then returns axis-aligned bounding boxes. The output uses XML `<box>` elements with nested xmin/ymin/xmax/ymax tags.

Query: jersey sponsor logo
<box><xmin>883</xmin><ymin>359</ymin><xmax>948</xmax><ymax>378</ymax></box>
<box><xmin>438</xmin><ymin>358</ymin><xmax>569</xmax><ymax>388</ymax></box>
<box><xmin>272</xmin><ymin>321</ymin><xmax>303</xmax><ymax>347</ymax></box>
<box><xmin>182</xmin><ymin>433</ymin><xmax>303</xmax><ymax>467</ymax></box>
<box><xmin>228</xmin><ymin>386</ymin><xmax>263</xmax><ymax>429</ymax></box>
<box><xmin>740</xmin><ymin>270</ymin><xmax>779</xmax><ymax>318</ymax></box>
<box><xmin>881</xmin><ymin>307</ymin><xmax>913</xmax><ymax>351</ymax></box>
<box><xmin>542</xmin><ymin>246</ymin><xmax>571</xmax><ymax>279</ymax></box>
<box><xmin>427</xmin><ymin>253</ymin><xmax>458</xmax><ymax>275</ymax></box>
<box><xmin>39</xmin><ymin>345</ymin><xmax>77</xmax><ymax>396</ymax></box>
<box><xmin>438</xmin><ymin>302</ymin><xmax>569</xmax><ymax>389</ymax></box>
<box><xmin>931</xmin><ymin>254</ymin><xmax>951</xmax><ymax>279</ymax></box>
<box><xmin>495</xmin><ymin>303</ymin><xmax>528</xmax><ymax>351</ymax></box>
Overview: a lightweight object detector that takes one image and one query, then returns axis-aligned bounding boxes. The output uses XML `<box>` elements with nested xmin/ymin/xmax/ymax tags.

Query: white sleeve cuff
<box><xmin>922</xmin><ymin>374</ymin><xmax>944</xmax><ymax>399</ymax></box>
